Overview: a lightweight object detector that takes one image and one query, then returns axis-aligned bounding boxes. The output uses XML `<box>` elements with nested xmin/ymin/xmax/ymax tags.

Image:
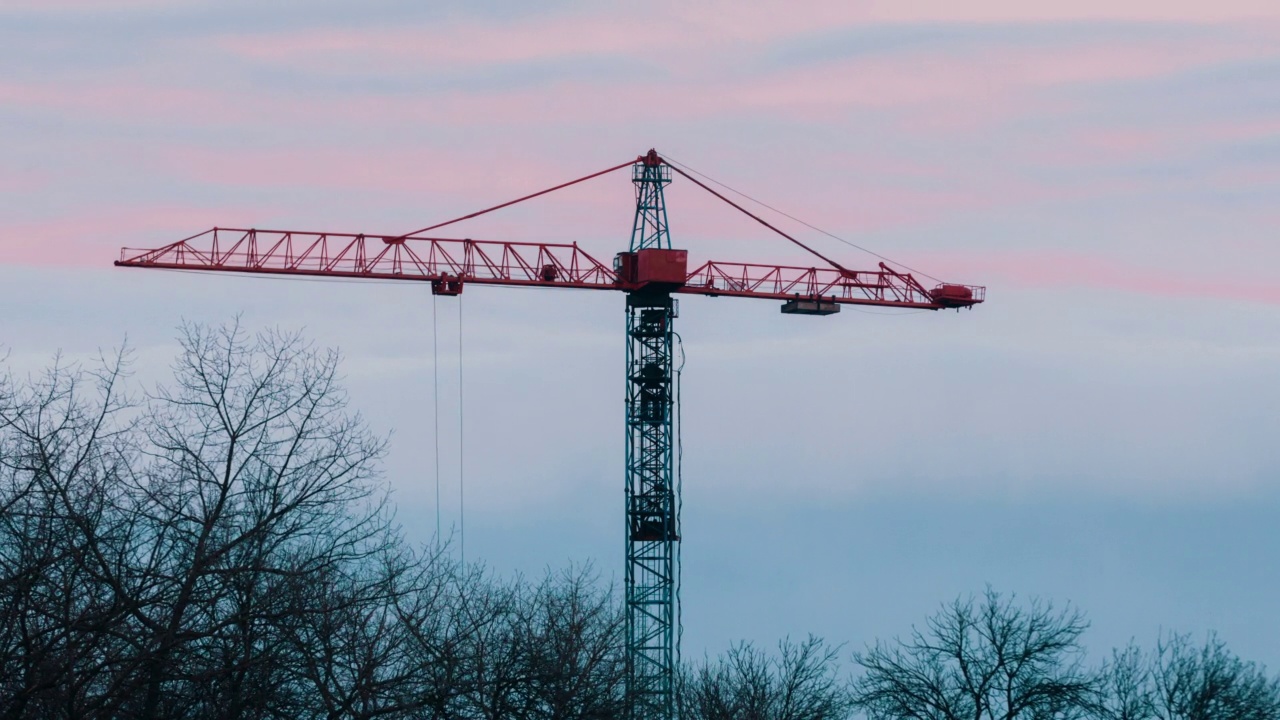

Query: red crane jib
<box><xmin>115</xmin><ymin>228</ymin><xmax>985</xmax><ymax>311</ymax></box>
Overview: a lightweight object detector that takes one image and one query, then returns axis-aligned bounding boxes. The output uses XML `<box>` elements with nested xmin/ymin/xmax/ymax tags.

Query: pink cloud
<box><xmin>844</xmin><ymin>0</ymin><xmax>1279</xmax><ymax>23</ymax></box>
<box><xmin>0</xmin><ymin>79</ymin><xmax>273</xmax><ymax>128</ymax></box>
<box><xmin>728</xmin><ymin>36</ymin><xmax>1269</xmax><ymax>119</ymax></box>
<box><xmin>210</xmin><ymin>6</ymin><xmax>905</xmax><ymax>74</ymax></box>
<box><xmin>4</xmin><ymin>14</ymin><xmax>1270</xmax><ymax>139</ymax></box>
<box><xmin>916</xmin><ymin>249</ymin><xmax>1280</xmax><ymax>306</ymax></box>
<box><xmin>131</xmin><ymin>135</ymin><xmax>1066</xmax><ymax>246</ymax></box>
<box><xmin>214</xmin><ymin>1</ymin><xmax>1280</xmax><ymax>77</ymax></box>
<box><xmin>1048</xmin><ymin>116</ymin><xmax>1280</xmax><ymax>167</ymax></box>
<box><xmin>0</xmin><ymin>75</ymin><xmax>680</xmax><ymax>133</ymax></box>
<box><xmin>216</xmin><ymin>18</ymin><xmax>667</xmax><ymax>71</ymax></box>
<box><xmin>3</xmin><ymin>0</ymin><xmax>176</xmax><ymax>10</ymax></box>
<box><xmin>5</xmin><ymin>4</ymin><xmax>1273</xmax><ymax>281</ymax></box>
<box><xmin>1</xmin><ymin>204</ymin><xmax>271</xmax><ymax>267</ymax></box>
<box><xmin>137</xmin><ymin>143</ymin><xmax>634</xmax><ymax>201</ymax></box>
<box><xmin>0</xmin><ymin>168</ymin><xmax>48</xmax><ymax>193</ymax></box>
<box><xmin>185</xmin><ymin>23</ymin><xmax>1274</xmax><ymax>140</ymax></box>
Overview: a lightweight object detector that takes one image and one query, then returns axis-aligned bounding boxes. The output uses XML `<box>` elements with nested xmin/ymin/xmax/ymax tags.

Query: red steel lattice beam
<box><xmin>116</xmin><ymin>228</ymin><xmax>984</xmax><ymax>309</ymax></box>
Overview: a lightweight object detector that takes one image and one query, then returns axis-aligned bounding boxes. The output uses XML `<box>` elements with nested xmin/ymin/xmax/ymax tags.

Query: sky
<box><xmin>2</xmin><ymin>0</ymin><xmax>1279</xmax><ymax>669</ymax></box>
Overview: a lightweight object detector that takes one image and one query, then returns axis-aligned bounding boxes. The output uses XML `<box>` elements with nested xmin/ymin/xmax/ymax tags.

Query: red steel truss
<box><xmin>116</xmin><ymin>227</ymin><xmax>984</xmax><ymax>310</ymax></box>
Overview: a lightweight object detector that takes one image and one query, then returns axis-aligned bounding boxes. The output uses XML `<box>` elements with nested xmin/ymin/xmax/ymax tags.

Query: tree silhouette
<box><xmin>679</xmin><ymin>635</ymin><xmax>849</xmax><ymax>720</ymax></box>
<box><xmin>850</xmin><ymin>588</ymin><xmax>1096</xmax><ymax>720</ymax></box>
<box><xmin>1098</xmin><ymin>632</ymin><xmax>1280</xmax><ymax>720</ymax></box>
<box><xmin>0</xmin><ymin>323</ymin><xmax>628</xmax><ymax>720</ymax></box>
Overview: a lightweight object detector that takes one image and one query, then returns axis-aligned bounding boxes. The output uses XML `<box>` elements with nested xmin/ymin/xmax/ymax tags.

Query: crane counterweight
<box><xmin>930</xmin><ymin>283</ymin><xmax>979</xmax><ymax>307</ymax></box>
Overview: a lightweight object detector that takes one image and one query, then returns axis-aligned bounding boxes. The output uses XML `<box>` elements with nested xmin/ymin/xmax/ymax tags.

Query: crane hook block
<box><xmin>781</xmin><ymin>298</ymin><xmax>840</xmax><ymax>315</ymax></box>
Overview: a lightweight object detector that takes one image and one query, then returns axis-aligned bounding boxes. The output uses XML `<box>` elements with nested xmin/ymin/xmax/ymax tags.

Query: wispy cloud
<box><xmin>1</xmin><ymin>204</ymin><xmax>272</xmax><ymax>266</ymax></box>
<box><xmin>920</xmin><ymin>249</ymin><xmax>1280</xmax><ymax>306</ymax></box>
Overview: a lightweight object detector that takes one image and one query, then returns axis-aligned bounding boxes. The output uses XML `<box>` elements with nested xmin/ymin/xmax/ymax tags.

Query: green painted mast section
<box><xmin>625</xmin><ymin>150</ymin><xmax>679</xmax><ymax>720</ymax></box>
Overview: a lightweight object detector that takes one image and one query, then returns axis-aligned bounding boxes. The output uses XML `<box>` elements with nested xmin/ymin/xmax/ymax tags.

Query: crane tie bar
<box><xmin>390</xmin><ymin>158</ymin><xmax>638</xmax><ymax>241</ymax></box>
<box><xmin>664</xmin><ymin>163</ymin><xmax>852</xmax><ymax>277</ymax></box>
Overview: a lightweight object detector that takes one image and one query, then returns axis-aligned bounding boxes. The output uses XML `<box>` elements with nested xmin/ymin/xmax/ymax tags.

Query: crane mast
<box><xmin>114</xmin><ymin>148</ymin><xmax>986</xmax><ymax>720</ymax></box>
<box><xmin>624</xmin><ymin>152</ymin><xmax>679</xmax><ymax>719</ymax></box>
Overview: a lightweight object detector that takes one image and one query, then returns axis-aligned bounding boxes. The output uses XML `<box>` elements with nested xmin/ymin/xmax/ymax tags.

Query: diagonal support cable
<box><xmin>665</xmin><ymin>162</ymin><xmax>852</xmax><ymax>276</ymax></box>
<box><xmin>663</xmin><ymin>154</ymin><xmax>944</xmax><ymax>283</ymax></box>
<box><xmin>392</xmin><ymin>158</ymin><xmax>637</xmax><ymax>240</ymax></box>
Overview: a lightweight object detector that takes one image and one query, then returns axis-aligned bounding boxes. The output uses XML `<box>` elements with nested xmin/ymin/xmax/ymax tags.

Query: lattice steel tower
<box><xmin>624</xmin><ymin>149</ymin><xmax>679</xmax><ymax>720</ymax></box>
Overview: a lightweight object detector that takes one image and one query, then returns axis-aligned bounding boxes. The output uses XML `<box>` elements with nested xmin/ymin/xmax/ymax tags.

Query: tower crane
<box><xmin>116</xmin><ymin>149</ymin><xmax>985</xmax><ymax>720</ymax></box>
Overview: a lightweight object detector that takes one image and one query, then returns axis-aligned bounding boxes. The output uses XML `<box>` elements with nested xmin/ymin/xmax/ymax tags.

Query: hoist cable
<box><xmin>432</xmin><ymin>293</ymin><xmax>441</xmax><ymax>546</ymax></box>
<box><xmin>458</xmin><ymin>294</ymin><xmax>465</xmax><ymax>565</ymax></box>
<box><xmin>673</xmin><ymin>331</ymin><xmax>686</xmax><ymax>672</ymax></box>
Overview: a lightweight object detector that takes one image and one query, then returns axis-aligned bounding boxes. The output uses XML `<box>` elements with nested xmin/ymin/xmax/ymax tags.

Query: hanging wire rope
<box><xmin>662</xmin><ymin>153</ymin><xmax>943</xmax><ymax>283</ymax></box>
<box><xmin>458</xmin><ymin>294</ymin><xmax>465</xmax><ymax>565</ymax></box>
<box><xmin>673</xmin><ymin>332</ymin><xmax>686</xmax><ymax>671</ymax></box>
<box><xmin>432</xmin><ymin>293</ymin><xmax>442</xmax><ymax>546</ymax></box>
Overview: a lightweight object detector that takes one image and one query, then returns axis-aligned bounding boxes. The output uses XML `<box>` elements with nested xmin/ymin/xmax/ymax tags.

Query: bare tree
<box><xmin>850</xmin><ymin>587</ymin><xmax>1096</xmax><ymax>720</ymax></box>
<box><xmin>516</xmin><ymin>565</ymin><xmax>627</xmax><ymax>720</ymax></box>
<box><xmin>440</xmin><ymin>564</ymin><xmax>627</xmax><ymax>720</ymax></box>
<box><xmin>679</xmin><ymin>635</ymin><xmax>850</xmax><ymax>720</ymax></box>
<box><xmin>1095</xmin><ymin>644</ymin><xmax>1154</xmax><ymax>720</ymax></box>
<box><xmin>0</xmin><ymin>323</ymin><xmax>434</xmax><ymax>719</ymax></box>
<box><xmin>0</xmin><ymin>350</ymin><xmax>141</xmax><ymax>719</ymax></box>
<box><xmin>117</xmin><ymin>322</ymin><xmax>395</xmax><ymax>718</ymax></box>
<box><xmin>0</xmin><ymin>322</ymin><xmax>639</xmax><ymax>720</ymax></box>
<box><xmin>1097</xmin><ymin>633</ymin><xmax>1280</xmax><ymax>720</ymax></box>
